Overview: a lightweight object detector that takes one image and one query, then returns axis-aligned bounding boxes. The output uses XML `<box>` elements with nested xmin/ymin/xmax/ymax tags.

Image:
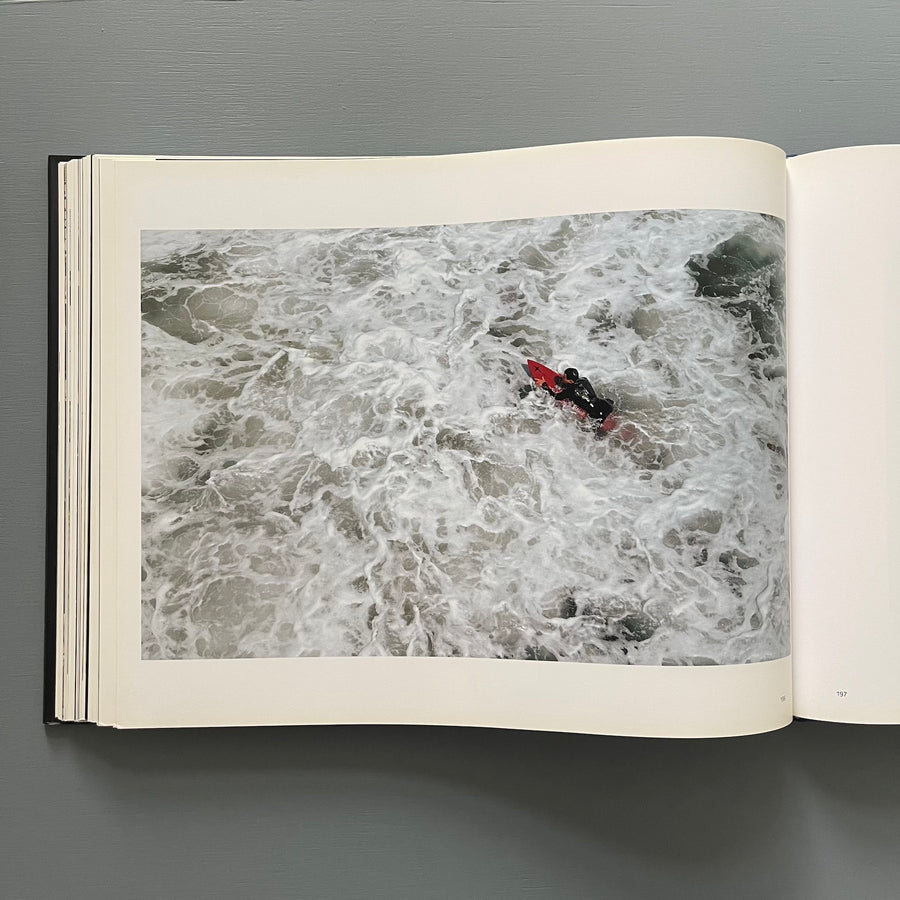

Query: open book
<box><xmin>47</xmin><ymin>138</ymin><xmax>900</xmax><ymax>736</ymax></box>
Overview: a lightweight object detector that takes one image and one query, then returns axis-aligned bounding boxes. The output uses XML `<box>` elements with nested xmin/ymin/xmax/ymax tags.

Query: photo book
<box><xmin>46</xmin><ymin>137</ymin><xmax>900</xmax><ymax>735</ymax></box>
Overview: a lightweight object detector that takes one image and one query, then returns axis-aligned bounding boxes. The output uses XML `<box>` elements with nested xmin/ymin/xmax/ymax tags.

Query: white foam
<box><xmin>140</xmin><ymin>210</ymin><xmax>788</xmax><ymax>664</ymax></box>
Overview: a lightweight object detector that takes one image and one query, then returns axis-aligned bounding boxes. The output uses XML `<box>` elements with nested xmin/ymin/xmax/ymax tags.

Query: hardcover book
<box><xmin>47</xmin><ymin>137</ymin><xmax>900</xmax><ymax>734</ymax></box>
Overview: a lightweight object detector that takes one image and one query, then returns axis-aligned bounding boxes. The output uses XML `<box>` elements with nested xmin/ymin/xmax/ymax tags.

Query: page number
<box><xmin>836</xmin><ymin>690</ymin><xmax>848</xmax><ymax>698</ymax></box>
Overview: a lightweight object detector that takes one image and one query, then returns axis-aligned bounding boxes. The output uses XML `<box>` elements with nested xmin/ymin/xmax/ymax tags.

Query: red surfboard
<box><xmin>526</xmin><ymin>359</ymin><xmax>620</xmax><ymax>433</ymax></box>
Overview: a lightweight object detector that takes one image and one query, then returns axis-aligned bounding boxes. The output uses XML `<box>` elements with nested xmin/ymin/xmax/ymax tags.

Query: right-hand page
<box><xmin>788</xmin><ymin>146</ymin><xmax>900</xmax><ymax>723</ymax></box>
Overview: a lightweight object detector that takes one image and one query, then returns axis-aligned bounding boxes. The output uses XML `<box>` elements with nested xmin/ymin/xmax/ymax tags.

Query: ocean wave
<box><xmin>141</xmin><ymin>209</ymin><xmax>788</xmax><ymax>664</ymax></box>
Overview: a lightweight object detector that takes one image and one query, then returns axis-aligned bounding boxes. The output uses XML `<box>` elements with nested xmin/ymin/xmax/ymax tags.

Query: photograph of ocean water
<box><xmin>140</xmin><ymin>209</ymin><xmax>788</xmax><ymax>664</ymax></box>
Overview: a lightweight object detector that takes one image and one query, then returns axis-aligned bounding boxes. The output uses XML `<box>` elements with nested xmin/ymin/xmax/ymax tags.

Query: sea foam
<box><xmin>141</xmin><ymin>209</ymin><xmax>788</xmax><ymax>664</ymax></box>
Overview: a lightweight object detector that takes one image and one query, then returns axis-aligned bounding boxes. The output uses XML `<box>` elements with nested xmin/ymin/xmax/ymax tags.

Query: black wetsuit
<box><xmin>553</xmin><ymin>377</ymin><xmax>614</xmax><ymax>424</ymax></box>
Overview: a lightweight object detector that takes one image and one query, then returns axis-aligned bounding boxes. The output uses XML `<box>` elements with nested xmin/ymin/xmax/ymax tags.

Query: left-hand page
<box><xmin>93</xmin><ymin>138</ymin><xmax>791</xmax><ymax>734</ymax></box>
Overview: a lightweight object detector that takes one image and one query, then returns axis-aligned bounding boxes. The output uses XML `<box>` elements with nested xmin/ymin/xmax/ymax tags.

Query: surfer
<box><xmin>551</xmin><ymin>368</ymin><xmax>615</xmax><ymax>429</ymax></box>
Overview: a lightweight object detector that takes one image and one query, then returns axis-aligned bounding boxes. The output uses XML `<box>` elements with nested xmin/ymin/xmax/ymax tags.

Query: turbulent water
<box><xmin>141</xmin><ymin>210</ymin><xmax>788</xmax><ymax>664</ymax></box>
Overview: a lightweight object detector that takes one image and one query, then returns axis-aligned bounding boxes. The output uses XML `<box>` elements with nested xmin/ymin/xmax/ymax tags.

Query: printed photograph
<box><xmin>141</xmin><ymin>209</ymin><xmax>788</xmax><ymax>664</ymax></box>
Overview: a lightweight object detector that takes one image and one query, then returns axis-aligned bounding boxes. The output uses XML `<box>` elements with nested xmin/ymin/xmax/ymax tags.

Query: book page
<box><xmin>95</xmin><ymin>138</ymin><xmax>792</xmax><ymax>735</ymax></box>
<box><xmin>788</xmin><ymin>146</ymin><xmax>900</xmax><ymax>723</ymax></box>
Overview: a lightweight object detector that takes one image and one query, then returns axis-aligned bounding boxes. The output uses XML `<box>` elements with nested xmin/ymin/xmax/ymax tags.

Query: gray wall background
<box><xmin>2</xmin><ymin>1</ymin><xmax>898</xmax><ymax>896</ymax></box>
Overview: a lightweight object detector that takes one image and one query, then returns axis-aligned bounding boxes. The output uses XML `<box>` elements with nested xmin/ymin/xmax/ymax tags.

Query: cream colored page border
<box><xmin>788</xmin><ymin>146</ymin><xmax>900</xmax><ymax>724</ymax></box>
<box><xmin>102</xmin><ymin>138</ymin><xmax>791</xmax><ymax>734</ymax></box>
<box><xmin>97</xmin><ymin>155</ymin><xmax>120</xmax><ymax>725</ymax></box>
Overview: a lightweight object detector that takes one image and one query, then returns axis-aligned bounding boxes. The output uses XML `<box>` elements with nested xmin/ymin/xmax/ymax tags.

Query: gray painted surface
<box><xmin>1</xmin><ymin>1</ymin><xmax>898</xmax><ymax>896</ymax></box>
